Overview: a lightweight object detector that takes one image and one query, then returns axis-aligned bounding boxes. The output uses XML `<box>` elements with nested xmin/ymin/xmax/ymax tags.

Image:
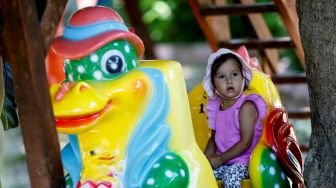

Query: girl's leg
<box><xmin>213</xmin><ymin>164</ymin><xmax>228</xmax><ymax>180</ymax></box>
<box><xmin>222</xmin><ymin>163</ymin><xmax>248</xmax><ymax>188</ymax></box>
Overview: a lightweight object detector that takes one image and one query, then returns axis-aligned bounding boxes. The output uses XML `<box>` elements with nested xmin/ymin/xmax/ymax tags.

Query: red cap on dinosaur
<box><xmin>51</xmin><ymin>6</ymin><xmax>144</xmax><ymax>60</ymax></box>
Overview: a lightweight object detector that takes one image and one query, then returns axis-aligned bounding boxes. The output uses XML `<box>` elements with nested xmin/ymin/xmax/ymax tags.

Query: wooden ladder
<box><xmin>189</xmin><ymin>0</ymin><xmax>310</xmax><ymax>120</ymax></box>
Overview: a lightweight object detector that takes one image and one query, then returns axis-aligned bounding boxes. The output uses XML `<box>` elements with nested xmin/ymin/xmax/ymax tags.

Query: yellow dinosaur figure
<box><xmin>49</xmin><ymin>6</ymin><xmax>216</xmax><ymax>188</ymax></box>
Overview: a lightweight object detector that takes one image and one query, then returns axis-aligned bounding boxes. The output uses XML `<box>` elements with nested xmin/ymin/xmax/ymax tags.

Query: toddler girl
<box><xmin>203</xmin><ymin>47</ymin><xmax>267</xmax><ymax>187</ymax></box>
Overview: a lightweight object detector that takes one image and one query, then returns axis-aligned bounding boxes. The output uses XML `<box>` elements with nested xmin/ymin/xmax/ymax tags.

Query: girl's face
<box><xmin>213</xmin><ymin>57</ymin><xmax>244</xmax><ymax>99</ymax></box>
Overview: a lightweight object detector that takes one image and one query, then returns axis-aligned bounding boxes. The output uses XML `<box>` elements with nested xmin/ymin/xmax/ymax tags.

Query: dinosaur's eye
<box><xmin>101</xmin><ymin>50</ymin><xmax>126</xmax><ymax>74</ymax></box>
<box><xmin>90</xmin><ymin>150</ymin><xmax>96</xmax><ymax>156</ymax></box>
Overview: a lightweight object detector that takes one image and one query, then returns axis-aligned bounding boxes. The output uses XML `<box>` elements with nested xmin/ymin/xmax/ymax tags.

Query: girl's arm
<box><xmin>209</xmin><ymin>101</ymin><xmax>258</xmax><ymax>168</ymax></box>
<box><xmin>204</xmin><ymin>130</ymin><xmax>217</xmax><ymax>159</ymax></box>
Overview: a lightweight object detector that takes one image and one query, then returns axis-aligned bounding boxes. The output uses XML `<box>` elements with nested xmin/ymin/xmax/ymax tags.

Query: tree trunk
<box><xmin>296</xmin><ymin>0</ymin><xmax>336</xmax><ymax>187</ymax></box>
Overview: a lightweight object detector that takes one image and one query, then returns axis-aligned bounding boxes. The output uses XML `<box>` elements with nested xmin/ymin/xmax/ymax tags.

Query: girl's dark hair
<box><xmin>210</xmin><ymin>54</ymin><xmax>243</xmax><ymax>87</ymax></box>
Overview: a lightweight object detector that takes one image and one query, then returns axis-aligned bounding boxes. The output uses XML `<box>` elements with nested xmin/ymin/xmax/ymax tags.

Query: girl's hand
<box><xmin>209</xmin><ymin>155</ymin><xmax>223</xmax><ymax>169</ymax></box>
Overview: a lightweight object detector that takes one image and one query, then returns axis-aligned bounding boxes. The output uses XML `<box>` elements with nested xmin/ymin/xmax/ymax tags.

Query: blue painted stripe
<box><xmin>63</xmin><ymin>21</ymin><xmax>128</xmax><ymax>41</ymax></box>
<box><xmin>62</xmin><ymin>134</ymin><xmax>82</xmax><ymax>187</ymax></box>
<box><xmin>124</xmin><ymin>68</ymin><xmax>171</xmax><ymax>188</ymax></box>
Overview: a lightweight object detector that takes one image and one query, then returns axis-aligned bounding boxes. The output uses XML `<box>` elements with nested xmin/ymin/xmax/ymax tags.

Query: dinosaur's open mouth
<box><xmin>55</xmin><ymin>101</ymin><xmax>112</xmax><ymax>128</ymax></box>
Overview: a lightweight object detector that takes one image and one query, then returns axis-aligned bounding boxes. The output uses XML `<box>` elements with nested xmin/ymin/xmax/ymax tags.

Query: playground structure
<box><xmin>0</xmin><ymin>0</ymin><xmax>307</xmax><ymax>187</ymax></box>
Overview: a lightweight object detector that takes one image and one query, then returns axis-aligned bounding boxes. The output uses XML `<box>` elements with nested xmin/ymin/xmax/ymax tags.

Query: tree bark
<box><xmin>296</xmin><ymin>0</ymin><xmax>336</xmax><ymax>187</ymax></box>
<box><xmin>0</xmin><ymin>0</ymin><xmax>65</xmax><ymax>187</ymax></box>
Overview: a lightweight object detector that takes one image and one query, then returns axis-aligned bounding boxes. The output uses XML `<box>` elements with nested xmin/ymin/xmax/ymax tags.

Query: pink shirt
<box><xmin>206</xmin><ymin>94</ymin><xmax>267</xmax><ymax>165</ymax></box>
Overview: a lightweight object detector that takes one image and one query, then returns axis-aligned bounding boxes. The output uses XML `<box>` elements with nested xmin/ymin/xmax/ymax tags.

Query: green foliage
<box><xmin>139</xmin><ymin>0</ymin><xmax>205</xmax><ymax>42</ymax></box>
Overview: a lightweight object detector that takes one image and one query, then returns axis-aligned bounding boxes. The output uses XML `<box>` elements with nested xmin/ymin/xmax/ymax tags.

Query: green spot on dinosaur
<box><xmin>260</xmin><ymin>148</ymin><xmax>290</xmax><ymax>188</ymax></box>
<box><xmin>143</xmin><ymin>152</ymin><xmax>189</xmax><ymax>188</ymax></box>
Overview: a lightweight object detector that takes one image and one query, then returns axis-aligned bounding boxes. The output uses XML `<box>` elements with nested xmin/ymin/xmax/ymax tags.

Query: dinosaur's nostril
<box><xmin>79</xmin><ymin>84</ymin><xmax>89</xmax><ymax>91</ymax></box>
<box><xmin>55</xmin><ymin>82</ymin><xmax>75</xmax><ymax>101</ymax></box>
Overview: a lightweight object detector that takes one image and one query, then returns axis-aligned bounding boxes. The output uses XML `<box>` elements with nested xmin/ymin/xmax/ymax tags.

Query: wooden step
<box><xmin>272</xmin><ymin>74</ymin><xmax>310</xmax><ymax>119</ymax></box>
<box><xmin>218</xmin><ymin>37</ymin><xmax>294</xmax><ymax>49</ymax></box>
<box><xmin>200</xmin><ymin>2</ymin><xmax>278</xmax><ymax>16</ymax></box>
<box><xmin>271</xmin><ymin>74</ymin><xmax>307</xmax><ymax>84</ymax></box>
<box><xmin>300</xmin><ymin>145</ymin><xmax>309</xmax><ymax>153</ymax></box>
<box><xmin>288</xmin><ymin>110</ymin><xmax>311</xmax><ymax>119</ymax></box>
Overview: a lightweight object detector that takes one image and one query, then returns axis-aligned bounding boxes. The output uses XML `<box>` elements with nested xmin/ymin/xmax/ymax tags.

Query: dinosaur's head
<box><xmin>49</xmin><ymin>6</ymin><xmax>151</xmax><ymax>134</ymax></box>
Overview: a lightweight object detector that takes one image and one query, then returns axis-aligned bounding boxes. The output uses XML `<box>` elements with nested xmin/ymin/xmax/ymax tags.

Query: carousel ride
<box><xmin>46</xmin><ymin>6</ymin><xmax>304</xmax><ymax>188</ymax></box>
